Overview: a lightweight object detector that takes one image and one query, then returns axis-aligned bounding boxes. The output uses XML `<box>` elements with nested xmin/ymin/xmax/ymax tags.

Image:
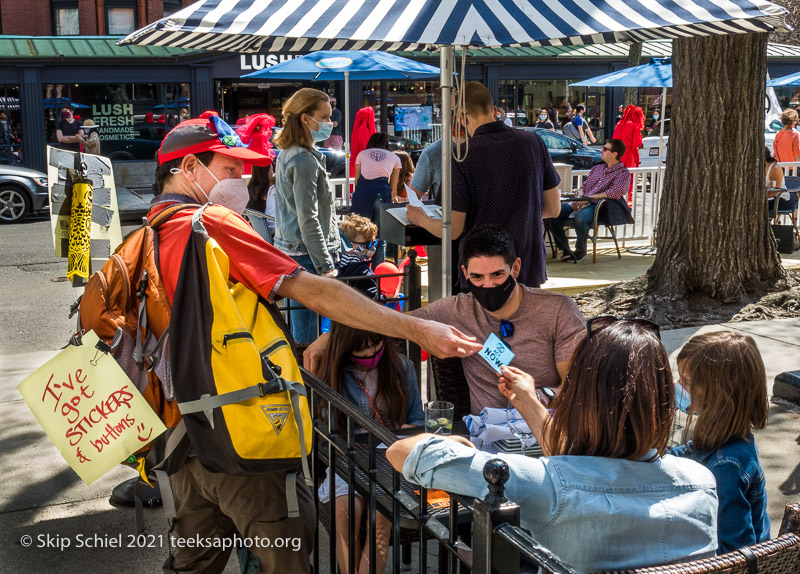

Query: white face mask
<box><xmin>193</xmin><ymin>159</ymin><xmax>249</xmax><ymax>215</ymax></box>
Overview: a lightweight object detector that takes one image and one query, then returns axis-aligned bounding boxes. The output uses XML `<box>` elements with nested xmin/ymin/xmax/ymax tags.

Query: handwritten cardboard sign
<box><xmin>17</xmin><ymin>331</ymin><xmax>166</xmax><ymax>484</ymax></box>
<box><xmin>478</xmin><ymin>333</ymin><xmax>515</xmax><ymax>374</ymax></box>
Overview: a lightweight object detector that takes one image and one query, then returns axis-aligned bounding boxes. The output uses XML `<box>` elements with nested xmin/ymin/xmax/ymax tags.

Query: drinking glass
<box><xmin>425</xmin><ymin>401</ymin><xmax>454</xmax><ymax>435</ymax></box>
<box><xmin>506</xmin><ymin>401</ymin><xmax>533</xmax><ymax>456</ymax></box>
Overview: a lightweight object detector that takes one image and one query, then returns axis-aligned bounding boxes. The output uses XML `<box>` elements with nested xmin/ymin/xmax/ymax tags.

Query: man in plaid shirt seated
<box><xmin>549</xmin><ymin>138</ymin><xmax>631</xmax><ymax>262</ymax></box>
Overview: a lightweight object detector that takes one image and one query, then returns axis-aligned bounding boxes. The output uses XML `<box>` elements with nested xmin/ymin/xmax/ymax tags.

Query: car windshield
<box><xmin>538</xmin><ymin>131</ymin><xmax>572</xmax><ymax>150</ymax></box>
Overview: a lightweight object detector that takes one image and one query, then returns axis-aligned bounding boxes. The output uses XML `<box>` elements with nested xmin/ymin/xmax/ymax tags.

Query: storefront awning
<box><xmin>0</xmin><ymin>35</ymin><xmax>199</xmax><ymax>60</ymax></box>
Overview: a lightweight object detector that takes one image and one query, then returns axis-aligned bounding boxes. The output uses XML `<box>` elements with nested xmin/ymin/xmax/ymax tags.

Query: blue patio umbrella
<box><xmin>243</xmin><ymin>50</ymin><xmax>440</xmax><ymax>186</ymax></box>
<box><xmin>570</xmin><ymin>58</ymin><xmax>672</xmax><ymax>88</ymax></box>
<box><xmin>44</xmin><ymin>98</ymin><xmax>90</xmax><ymax>109</ymax></box>
<box><xmin>768</xmin><ymin>71</ymin><xmax>800</xmax><ymax>86</ymax></box>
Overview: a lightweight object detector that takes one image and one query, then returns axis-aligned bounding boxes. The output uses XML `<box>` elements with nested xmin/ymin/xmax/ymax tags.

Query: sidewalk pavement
<box><xmin>3</xmin><ymin>251</ymin><xmax>800</xmax><ymax>573</ymax></box>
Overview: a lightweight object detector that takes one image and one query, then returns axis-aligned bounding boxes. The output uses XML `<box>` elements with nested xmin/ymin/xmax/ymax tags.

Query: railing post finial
<box><xmin>483</xmin><ymin>458</ymin><xmax>509</xmax><ymax>506</ymax></box>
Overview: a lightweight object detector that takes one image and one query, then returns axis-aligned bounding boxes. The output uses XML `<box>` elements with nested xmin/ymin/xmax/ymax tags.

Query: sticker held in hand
<box><xmin>478</xmin><ymin>332</ymin><xmax>515</xmax><ymax>374</ymax></box>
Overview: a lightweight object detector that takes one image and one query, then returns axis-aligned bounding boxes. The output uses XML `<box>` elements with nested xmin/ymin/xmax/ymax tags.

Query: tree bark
<box><xmin>623</xmin><ymin>42</ymin><xmax>643</xmax><ymax>106</ymax></box>
<box><xmin>646</xmin><ymin>32</ymin><xmax>785</xmax><ymax>302</ymax></box>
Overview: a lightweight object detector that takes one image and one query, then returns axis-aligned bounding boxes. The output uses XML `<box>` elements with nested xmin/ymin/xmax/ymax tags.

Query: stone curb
<box><xmin>774</xmin><ymin>371</ymin><xmax>800</xmax><ymax>406</ymax></box>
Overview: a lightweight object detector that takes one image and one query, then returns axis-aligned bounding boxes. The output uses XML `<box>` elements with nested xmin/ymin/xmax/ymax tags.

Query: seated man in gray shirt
<box><xmin>305</xmin><ymin>224</ymin><xmax>586</xmax><ymax>414</ymax></box>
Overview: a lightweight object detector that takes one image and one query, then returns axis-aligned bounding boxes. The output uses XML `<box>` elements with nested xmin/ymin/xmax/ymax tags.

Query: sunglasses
<box><xmin>586</xmin><ymin>315</ymin><xmax>661</xmax><ymax>340</ymax></box>
<box><xmin>602</xmin><ymin>146</ymin><xmax>613</xmax><ymax>152</ymax></box>
<box><xmin>352</xmin><ymin>240</ymin><xmax>379</xmax><ymax>252</ymax></box>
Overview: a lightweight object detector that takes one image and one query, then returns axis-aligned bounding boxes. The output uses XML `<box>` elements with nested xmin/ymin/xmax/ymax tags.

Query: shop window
<box><xmin>106</xmin><ymin>2</ymin><xmax>137</xmax><ymax>35</ymax></box>
<box><xmin>0</xmin><ymin>85</ymin><xmax>23</xmax><ymax>165</ymax></box>
<box><xmin>163</xmin><ymin>0</ymin><xmax>182</xmax><ymax>16</ymax></box>
<box><xmin>44</xmin><ymin>82</ymin><xmax>190</xmax><ymax>161</ymax></box>
<box><xmin>52</xmin><ymin>1</ymin><xmax>80</xmax><ymax>35</ymax></box>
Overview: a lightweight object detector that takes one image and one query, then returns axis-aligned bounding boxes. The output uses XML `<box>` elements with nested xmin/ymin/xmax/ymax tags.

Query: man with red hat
<box><xmin>138</xmin><ymin>115</ymin><xmax>482</xmax><ymax>573</ymax></box>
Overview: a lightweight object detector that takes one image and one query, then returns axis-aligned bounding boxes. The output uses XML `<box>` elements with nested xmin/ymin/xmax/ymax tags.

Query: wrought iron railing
<box><xmin>303</xmin><ymin>366</ymin><xmax>581</xmax><ymax>574</ymax></box>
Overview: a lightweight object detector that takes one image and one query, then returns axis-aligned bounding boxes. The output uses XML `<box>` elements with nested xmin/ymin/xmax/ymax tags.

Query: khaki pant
<box><xmin>163</xmin><ymin>458</ymin><xmax>316</xmax><ymax>574</ymax></box>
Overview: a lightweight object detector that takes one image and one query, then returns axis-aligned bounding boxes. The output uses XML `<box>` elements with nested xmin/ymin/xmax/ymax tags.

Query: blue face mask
<box><xmin>674</xmin><ymin>381</ymin><xmax>692</xmax><ymax>413</ymax></box>
<box><xmin>308</xmin><ymin>116</ymin><xmax>333</xmax><ymax>142</ymax></box>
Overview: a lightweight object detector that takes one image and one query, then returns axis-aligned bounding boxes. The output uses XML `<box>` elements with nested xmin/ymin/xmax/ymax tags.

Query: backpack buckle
<box><xmin>137</xmin><ymin>270</ymin><xmax>149</xmax><ymax>300</ymax></box>
<box><xmin>257</xmin><ymin>378</ymin><xmax>287</xmax><ymax>397</ymax></box>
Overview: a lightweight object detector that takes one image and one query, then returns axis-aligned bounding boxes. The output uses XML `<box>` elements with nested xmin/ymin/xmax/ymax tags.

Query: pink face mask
<box><xmin>351</xmin><ymin>344</ymin><xmax>384</xmax><ymax>370</ymax></box>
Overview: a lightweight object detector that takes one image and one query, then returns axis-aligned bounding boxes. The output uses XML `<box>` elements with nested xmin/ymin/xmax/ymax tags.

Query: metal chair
<box><xmin>242</xmin><ymin>208</ymin><xmax>275</xmax><ymax>245</ymax></box>
<box><xmin>551</xmin><ymin>199</ymin><xmax>626</xmax><ymax>264</ymax></box>
<box><xmin>775</xmin><ymin>177</ymin><xmax>800</xmax><ymax>234</ymax></box>
<box><xmin>593</xmin><ymin>503</ymin><xmax>800</xmax><ymax>574</ymax></box>
<box><xmin>429</xmin><ymin>355</ymin><xmax>472</xmax><ymax>420</ymax></box>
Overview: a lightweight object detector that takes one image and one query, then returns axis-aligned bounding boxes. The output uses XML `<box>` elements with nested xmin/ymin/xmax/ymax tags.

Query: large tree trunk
<box><xmin>623</xmin><ymin>42</ymin><xmax>643</xmax><ymax>106</ymax></box>
<box><xmin>647</xmin><ymin>32</ymin><xmax>784</xmax><ymax>302</ymax></box>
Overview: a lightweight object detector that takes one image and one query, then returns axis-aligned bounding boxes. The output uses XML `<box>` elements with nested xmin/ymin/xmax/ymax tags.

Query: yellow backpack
<box><xmin>169</xmin><ymin>205</ymin><xmax>312</xmax><ymax>484</ymax></box>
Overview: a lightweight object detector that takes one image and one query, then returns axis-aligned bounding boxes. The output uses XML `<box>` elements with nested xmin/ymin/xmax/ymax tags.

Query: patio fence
<box><xmin>304</xmin><ymin>366</ymin><xmax>581</xmax><ymax>574</ymax></box>
<box><xmin>572</xmin><ymin>166</ymin><xmax>662</xmax><ymax>246</ymax></box>
<box><xmin>332</xmin><ymin>165</ymin><xmax>664</xmax><ymax>246</ymax></box>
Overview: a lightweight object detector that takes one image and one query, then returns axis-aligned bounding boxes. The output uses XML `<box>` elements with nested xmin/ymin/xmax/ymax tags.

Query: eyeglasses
<box><xmin>586</xmin><ymin>315</ymin><xmax>661</xmax><ymax>340</ymax></box>
<box><xmin>602</xmin><ymin>146</ymin><xmax>613</xmax><ymax>152</ymax></box>
<box><xmin>500</xmin><ymin>320</ymin><xmax>514</xmax><ymax>339</ymax></box>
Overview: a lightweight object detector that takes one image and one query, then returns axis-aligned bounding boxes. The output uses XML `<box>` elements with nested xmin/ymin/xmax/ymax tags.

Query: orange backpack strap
<box><xmin>148</xmin><ymin>203</ymin><xmax>199</xmax><ymax>229</ymax></box>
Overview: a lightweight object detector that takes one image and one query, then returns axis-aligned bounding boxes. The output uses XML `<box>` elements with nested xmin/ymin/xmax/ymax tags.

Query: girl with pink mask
<box><xmin>318</xmin><ymin>322</ymin><xmax>424</xmax><ymax>574</ymax></box>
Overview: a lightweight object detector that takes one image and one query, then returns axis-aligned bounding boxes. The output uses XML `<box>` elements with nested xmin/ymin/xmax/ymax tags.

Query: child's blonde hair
<box><xmin>339</xmin><ymin>214</ymin><xmax>377</xmax><ymax>243</ymax></box>
<box><xmin>677</xmin><ymin>331</ymin><xmax>768</xmax><ymax>451</ymax></box>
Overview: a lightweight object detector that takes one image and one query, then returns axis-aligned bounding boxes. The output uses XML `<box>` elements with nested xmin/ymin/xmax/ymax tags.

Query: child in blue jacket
<box><xmin>671</xmin><ymin>331</ymin><xmax>770</xmax><ymax>554</ymax></box>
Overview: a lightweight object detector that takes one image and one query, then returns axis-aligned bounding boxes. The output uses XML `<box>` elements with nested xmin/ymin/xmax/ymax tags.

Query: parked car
<box><xmin>388</xmin><ymin>135</ymin><xmax>424</xmax><ymax>164</ymax></box>
<box><xmin>0</xmin><ymin>145</ymin><xmax>23</xmax><ymax>166</ymax></box>
<box><xmin>517</xmin><ymin>127</ymin><xmax>603</xmax><ymax>170</ymax></box>
<box><xmin>0</xmin><ymin>164</ymin><xmax>48</xmax><ymax>223</ymax></box>
<box><xmin>101</xmin><ymin>125</ymin><xmax>163</xmax><ymax>161</ymax></box>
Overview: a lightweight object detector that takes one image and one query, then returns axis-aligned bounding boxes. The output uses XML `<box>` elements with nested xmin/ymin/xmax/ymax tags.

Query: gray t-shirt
<box><xmin>409</xmin><ymin>138</ymin><xmax>454</xmax><ymax>202</ymax></box>
<box><xmin>412</xmin><ymin>286</ymin><xmax>586</xmax><ymax>414</ymax></box>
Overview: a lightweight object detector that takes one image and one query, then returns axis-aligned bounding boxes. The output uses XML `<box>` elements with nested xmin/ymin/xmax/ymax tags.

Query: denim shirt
<box><xmin>403</xmin><ymin>437</ymin><xmax>718</xmax><ymax>573</ymax></box>
<box><xmin>274</xmin><ymin>145</ymin><xmax>340</xmax><ymax>273</ymax></box>
<box><xmin>339</xmin><ymin>355</ymin><xmax>425</xmax><ymax>429</ymax></box>
<box><xmin>670</xmin><ymin>435</ymin><xmax>769</xmax><ymax>554</ymax></box>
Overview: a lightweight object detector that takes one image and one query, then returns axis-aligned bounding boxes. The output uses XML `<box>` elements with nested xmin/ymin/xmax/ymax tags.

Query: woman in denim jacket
<box><xmin>671</xmin><ymin>331</ymin><xmax>770</xmax><ymax>554</ymax></box>
<box><xmin>274</xmin><ymin>88</ymin><xmax>341</xmax><ymax>344</ymax></box>
<box><xmin>388</xmin><ymin>319</ymin><xmax>718</xmax><ymax>573</ymax></box>
<box><xmin>319</xmin><ymin>322</ymin><xmax>424</xmax><ymax>574</ymax></box>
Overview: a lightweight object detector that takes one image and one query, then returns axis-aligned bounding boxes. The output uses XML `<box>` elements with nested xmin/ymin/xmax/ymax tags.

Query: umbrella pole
<box><xmin>344</xmin><ymin>71</ymin><xmax>351</xmax><ymax>199</ymax></box>
<box><xmin>656</xmin><ymin>86</ymin><xmax>666</xmax><ymax>200</ymax></box>
<box><xmin>440</xmin><ymin>46</ymin><xmax>454</xmax><ymax>299</ymax></box>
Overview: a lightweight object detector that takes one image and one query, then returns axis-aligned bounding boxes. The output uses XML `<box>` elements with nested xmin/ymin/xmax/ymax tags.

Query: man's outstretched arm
<box><xmin>278</xmin><ymin>270</ymin><xmax>482</xmax><ymax>360</ymax></box>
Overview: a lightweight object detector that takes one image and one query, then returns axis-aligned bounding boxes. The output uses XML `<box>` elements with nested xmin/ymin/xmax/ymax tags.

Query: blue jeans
<box><xmin>288</xmin><ymin>254</ymin><xmax>320</xmax><ymax>344</ymax></box>
<box><xmin>549</xmin><ymin>202</ymin><xmax>597</xmax><ymax>257</ymax></box>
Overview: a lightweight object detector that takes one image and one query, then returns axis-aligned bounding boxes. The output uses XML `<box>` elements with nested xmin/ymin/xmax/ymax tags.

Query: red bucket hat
<box><xmin>158</xmin><ymin>116</ymin><xmax>273</xmax><ymax>166</ymax></box>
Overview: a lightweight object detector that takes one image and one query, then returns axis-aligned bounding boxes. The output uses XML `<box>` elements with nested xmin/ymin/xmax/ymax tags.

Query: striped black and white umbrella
<box><xmin>119</xmin><ymin>0</ymin><xmax>788</xmax><ymax>298</ymax></box>
<box><xmin>119</xmin><ymin>0</ymin><xmax>787</xmax><ymax>53</ymax></box>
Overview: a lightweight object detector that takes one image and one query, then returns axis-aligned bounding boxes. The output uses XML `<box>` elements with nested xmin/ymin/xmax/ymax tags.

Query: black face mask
<box><xmin>467</xmin><ymin>274</ymin><xmax>516</xmax><ymax>312</ymax></box>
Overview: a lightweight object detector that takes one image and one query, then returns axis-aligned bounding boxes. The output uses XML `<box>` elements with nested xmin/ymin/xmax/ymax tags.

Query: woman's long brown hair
<box><xmin>322</xmin><ymin>322</ymin><xmax>409</xmax><ymax>432</ymax></box>
<box><xmin>676</xmin><ymin>331</ymin><xmax>768</xmax><ymax>452</ymax></box>
<box><xmin>543</xmin><ymin>321</ymin><xmax>674</xmax><ymax>460</ymax></box>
